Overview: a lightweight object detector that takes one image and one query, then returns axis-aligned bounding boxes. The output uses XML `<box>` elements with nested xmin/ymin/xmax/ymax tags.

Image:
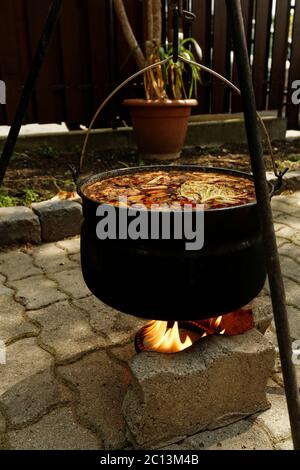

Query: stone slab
<box><xmin>48</xmin><ymin>268</ymin><xmax>90</xmax><ymax>299</ymax></box>
<box><xmin>0</xmin><ymin>250</ymin><xmax>42</xmax><ymax>280</ymax></box>
<box><xmin>8</xmin><ymin>275</ymin><xmax>67</xmax><ymax>309</ymax></box>
<box><xmin>1</xmin><ymin>369</ymin><xmax>73</xmax><ymax>429</ymax></box>
<box><xmin>123</xmin><ymin>329</ymin><xmax>275</xmax><ymax>448</ymax></box>
<box><xmin>73</xmin><ymin>296</ymin><xmax>148</xmax><ymax>346</ymax></box>
<box><xmin>181</xmin><ymin>419</ymin><xmax>273</xmax><ymax>450</ymax></box>
<box><xmin>0</xmin><ymin>338</ymin><xmax>52</xmax><ymax>397</ymax></box>
<box><xmin>0</xmin><ymin>116</ymin><xmax>286</xmax><ymax>152</ymax></box>
<box><xmin>0</xmin><ymin>294</ymin><xmax>38</xmax><ymax>344</ymax></box>
<box><xmin>56</xmin><ymin>237</ymin><xmax>80</xmax><ymax>254</ymax></box>
<box><xmin>0</xmin><ymin>206</ymin><xmax>41</xmax><ymax>245</ymax></box>
<box><xmin>58</xmin><ymin>350</ymin><xmax>130</xmax><ymax>449</ymax></box>
<box><xmin>27</xmin><ymin>300</ymin><xmax>106</xmax><ymax>363</ymax></box>
<box><xmin>250</xmin><ymin>383</ymin><xmax>291</xmax><ymax>442</ymax></box>
<box><xmin>0</xmin><ymin>274</ymin><xmax>13</xmax><ymax>295</ymax></box>
<box><xmin>32</xmin><ymin>243</ymin><xmax>77</xmax><ymax>273</ymax></box>
<box><xmin>32</xmin><ymin>200</ymin><xmax>82</xmax><ymax>243</ymax></box>
<box><xmin>7</xmin><ymin>407</ymin><xmax>100</xmax><ymax>450</ymax></box>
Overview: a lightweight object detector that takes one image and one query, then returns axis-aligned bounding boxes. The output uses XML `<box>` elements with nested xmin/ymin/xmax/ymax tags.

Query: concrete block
<box><xmin>32</xmin><ymin>199</ymin><xmax>82</xmax><ymax>242</ymax></box>
<box><xmin>123</xmin><ymin>329</ymin><xmax>275</xmax><ymax>448</ymax></box>
<box><xmin>0</xmin><ymin>206</ymin><xmax>41</xmax><ymax>245</ymax></box>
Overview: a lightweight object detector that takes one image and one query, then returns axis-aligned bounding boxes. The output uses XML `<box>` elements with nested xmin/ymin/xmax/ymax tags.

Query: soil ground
<box><xmin>1</xmin><ymin>138</ymin><xmax>300</xmax><ymax>206</ymax></box>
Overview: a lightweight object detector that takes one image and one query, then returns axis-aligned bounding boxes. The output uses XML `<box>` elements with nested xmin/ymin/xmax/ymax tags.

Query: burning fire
<box><xmin>142</xmin><ymin>321</ymin><xmax>193</xmax><ymax>353</ymax></box>
<box><xmin>140</xmin><ymin>316</ymin><xmax>226</xmax><ymax>354</ymax></box>
<box><xmin>209</xmin><ymin>316</ymin><xmax>226</xmax><ymax>335</ymax></box>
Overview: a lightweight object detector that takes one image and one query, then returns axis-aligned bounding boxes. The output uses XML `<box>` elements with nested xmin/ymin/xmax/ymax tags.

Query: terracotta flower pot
<box><xmin>123</xmin><ymin>99</ymin><xmax>198</xmax><ymax>160</ymax></box>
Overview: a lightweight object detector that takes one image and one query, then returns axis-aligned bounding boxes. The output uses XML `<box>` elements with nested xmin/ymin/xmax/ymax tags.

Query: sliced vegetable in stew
<box><xmin>83</xmin><ymin>170</ymin><xmax>256</xmax><ymax>210</ymax></box>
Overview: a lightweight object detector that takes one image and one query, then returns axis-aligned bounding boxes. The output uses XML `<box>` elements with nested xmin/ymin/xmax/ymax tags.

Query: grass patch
<box><xmin>0</xmin><ymin>188</ymin><xmax>41</xmax><ymax>207</ymax></box>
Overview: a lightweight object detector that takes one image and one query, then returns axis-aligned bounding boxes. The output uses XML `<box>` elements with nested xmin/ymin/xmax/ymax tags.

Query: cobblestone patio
<box><xmin>0</xmin><ymin>192</ymin><xmax>300</xmax><ymax>450</ymax></box>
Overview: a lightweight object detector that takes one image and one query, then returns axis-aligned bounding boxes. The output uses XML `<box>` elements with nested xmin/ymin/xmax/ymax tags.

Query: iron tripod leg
<box><xmin>0</xmin><ymin>0</ymin><xmax>63</xmax><ymax>187</ymax></box>
<box><xmin>226</xmin><ymin>0</ymin><xmax>300</xmax><ymax>449</ymax></box>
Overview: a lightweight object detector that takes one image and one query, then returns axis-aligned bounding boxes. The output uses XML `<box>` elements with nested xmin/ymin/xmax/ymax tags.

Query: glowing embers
<box><xmin>135</xmin><ymin>308</ymin><xmax>254</xmax><ymax>354</ymax></box>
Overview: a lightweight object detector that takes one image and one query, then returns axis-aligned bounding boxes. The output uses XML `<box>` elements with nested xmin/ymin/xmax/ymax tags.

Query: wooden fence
<box><xmin>0</xmin><ymin>0</ymin><xmax>299</xmax><ymax>129</ymax></box>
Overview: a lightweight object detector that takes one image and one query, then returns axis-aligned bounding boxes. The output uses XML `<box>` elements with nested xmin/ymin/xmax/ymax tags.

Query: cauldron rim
<box><xmin>77</xmin><ymin>165</ymin><xmax>274</xmax><ymax>212</ymax></box>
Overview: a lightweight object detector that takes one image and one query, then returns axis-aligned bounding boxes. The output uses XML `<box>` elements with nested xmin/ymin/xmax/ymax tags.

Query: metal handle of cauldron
<box><xmin>76</xmin><ymin>54</ymin><xmax>287</xmax><ymax>194</ymax></box>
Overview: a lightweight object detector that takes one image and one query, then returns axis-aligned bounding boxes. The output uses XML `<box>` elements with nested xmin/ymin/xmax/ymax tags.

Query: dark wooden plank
<box><xmin>86</xmin><ymin>0</ymin><xmax>111</xmax><ymax>127</ymax></box>
<box><xmin>252</xmin><ymin>0</ymin><xmax>272</xmax><ymax>110</ymax></box>
<box><xmin>0</xmin><ymin>0</ymin><xmax>35</xmax><ymax>124</ymax></box>
<box><xmin>25</xmin><ymin>0</ymin><xmax>64</xmax><ymax>124</ymax></box>
<box><xmin>114</xmin><ymin>0</ymin><xmax>144</xmax><ymax>123</ymax></box>
<box><xmin>115</xmin><ymin>0</ymin><xmax>144</xmax><ymax>81</ymax></box>
<box><xmin>211</xmin><ymin>0</ymin><xmax>230</xmax><ymax>114</ymax></box>
<box><xmin>231</xmin><ymin>0</ymin><xmax>254</xmax><ymax>112</ymax></box>
<box><xmin>287</xmin><ymin>1</ymin><xmax>300</xmax><ymax>129</ymax></box>
<box><xmin>59</xmin><ymin>0</ymin><xmax>92</xmax><ymax>126</ymax></box>
<box><xmin>191</xmin><ymin>0</ymin><xmax>212</xmax><ymax>114</ymax></box>
<box><xmin>268</xmin><ymin>0</ymin><xmax>290</xmax><ymax>112</ymax></box>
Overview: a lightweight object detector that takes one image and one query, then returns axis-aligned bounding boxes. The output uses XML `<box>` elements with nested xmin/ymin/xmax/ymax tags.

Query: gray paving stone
<box><xmin>0</xmin><ymin>206</ymin><xmax>41</xmax><ymax>245</ymax></box>
<box><xmin>273</xmin><ymin>361</ymin><xmax>300</xmax><ymax>392</ymax></box>
<box><xmin>109</xmin><ymin>343</ymin><xmax>137</xmax><ymax>363</ymax></box>
<box><xmin>183</xmin><ymin>420</ymin><xmax>273</xmax><ymax>450</ymax></box>
<box><xmin>283</xmin><ymin>278</ymin><xmax>300</xmax><ymax>309</ymax></box>
<box><xmin>58</xmin><ymin>350</ymin><xmax>130</xmax><ymax>449</ymax></box>
<box><xmin>276</xmin><ymin>238</ymin><xmax>290</xmax><ymax>249</ymax></box>
<box><xmin>73</xmin><ymin>296</ymin><xmax>148</xmax><ymax>345</ymax></box>
<box><xmin>27</xmin><ymin>300</ymin><xmax>106</xmax><ymax>363</ymax></box>
<box><xmin>287</xmin><ymin>306</ymin><xmax>300</xmax><ymax>340</ymax></box>
<box><xmin>8</xmin><ymin>275</ymin><xmax>67</xmax><ymax>309</ymax></box>
<box><xmin>7</xmin><ymin>407</ymin><xmax>100</xmax><ymax>450</ymax></box>
<box><xmin>0</xmin><ymin>274</ymin><xmax>13</xmax><ymax>295</ymax></box>
<box><xmin>32</xmin><ymin>243</ymin><xmax>77</xmax><ymax>273</ymax></box>
<box><xmin>69</xmin><ymin>253</ymin><xmax>80</xmax><ymax>263</ymax></box>
<box><xmin>274</xmin><ymin>222</ymin><xmax>288</xmax><ymax>233</ymax></box>
<box><xmin>56</xmin><ymin>237</ymin><xmax>80</xmax><ymax>254</ymax></box>
<box><xmin>279</xmin><ymin>255</ymin><xmax>300</xmax><ymax>283</ymax></box>
<box><xmin>274</xmin><ymin>212</ymin><xmax>300</xmax><ymax>231</ymax></box>
<box><xmin>32</xmin><ymin>200</ymin><xmax>82</xmax><ymax>243</ymax></box>
<box><xmin>250</xmin><ymin>385</ymin><xmax>291</xmax><ymax>442</ymax></box>
<box><xmin>274</xmin><ymin>225</ymin><xmax>300</xmax><ymax>246</ymax></box>
<box><xmin>0</xmin><ymin>294</ymin><xmax>39</xmax><ymax>344</ymax></box>
<box><xmin>48</xmin><ymin>268</ymin><xmax>90</xmax><ymax>299</ymax></box>
<box><xmin>0</xmin><ymin>412</ymin><xmax>6</xmax><ymax>450</ymax></box>
<box><xmin>0</xmin><ymin>338</ymin><xmax>52</xmax><ymax>397</ymax></box>
<box><xmin>285</xmin><ymin>190</ymin><xmax>300</xmax><ymax>200</ymax></box>
<box><xmin>123</xmin><ymin>330</ymin><xmax>275</xmax><ymax>448</ymax></box>
<box><xmin>272</xmin><ymin>196</ymin><xmax>300</xmax><ymax>215</ymax></box>
<box><xmin>278</xmin><ymin>242</ymin><xmax>300</xmax><ymax>263</ymax></box>
<box><xmin>1</xmin><ymin>369</ymin><xmax>74</xmax><ymax>429</ymax></box>
<box><xmin>0</xmin><ymin>250</ymin><xmax>41</xmax><ymax>280</ymax></box>
<box><xmin>275</xmin><ymin>438</ymin><xmax>293</xmax><ymax>450</ymax></box>
<box><xmin>0</xmin><ymin>411</ymin><xmax>6</xmax><ymax>433</ymax></box>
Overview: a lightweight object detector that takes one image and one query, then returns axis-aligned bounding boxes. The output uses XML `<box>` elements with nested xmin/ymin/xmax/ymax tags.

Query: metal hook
<box><xmin>182</xmin><ymin>10</ymin><xmax>196</xmax><ymax>22</ymax></box>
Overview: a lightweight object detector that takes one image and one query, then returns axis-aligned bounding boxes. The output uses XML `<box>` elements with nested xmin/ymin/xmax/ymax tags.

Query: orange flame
<box><xmin>210</xmin><ymin>316</ymin><xmax>226</xmax><ymax>335</ymax></box>
<box><xmin>141</xmin><ymin>316</ymin><xmax>226</xmax><ymax>354</ymax></box>
<box><xmin>142</xmin><ymin>321</ymin><xmax>192</xmax><ymax>353</ymax></box>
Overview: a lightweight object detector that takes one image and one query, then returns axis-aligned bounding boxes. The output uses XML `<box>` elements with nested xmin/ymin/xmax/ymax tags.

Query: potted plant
<box><xmin>113</xmin><ymin>0</ymin><xmax>202</xmax><ymax>160</ymax></box>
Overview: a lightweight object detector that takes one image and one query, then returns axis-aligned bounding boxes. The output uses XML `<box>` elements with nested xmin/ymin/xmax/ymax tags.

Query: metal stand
<box><xmin>0</xmin><ymin>0</ymin><xmax>299</xmax><ymax>449</ymax></box>
<box><xmin>226</xmin><ymin>0</ymin><xmax>300</xmax><ymax>449</ymax></box>
<box><xmin>0</xmin><ymin>0</ymin><xmax>63</xmax><ymax>187</ymax></box>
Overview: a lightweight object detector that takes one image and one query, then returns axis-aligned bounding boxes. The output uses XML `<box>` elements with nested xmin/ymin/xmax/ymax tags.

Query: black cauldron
<box><xmin>78</xmin><ymin>165</ymin><xmax>273</xmax><ymax>321</ymax></box>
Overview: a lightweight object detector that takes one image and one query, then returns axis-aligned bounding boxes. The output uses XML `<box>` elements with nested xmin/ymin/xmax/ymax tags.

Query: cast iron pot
<box><xmin>78</xmin><ymin>165</ymin><xmax>273</xmax><ymax>321</ymax></box>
